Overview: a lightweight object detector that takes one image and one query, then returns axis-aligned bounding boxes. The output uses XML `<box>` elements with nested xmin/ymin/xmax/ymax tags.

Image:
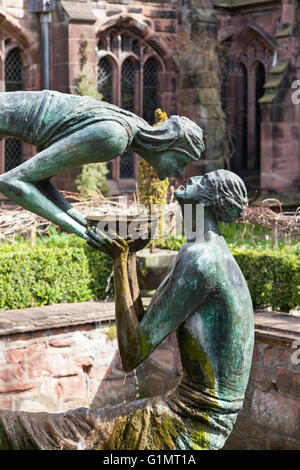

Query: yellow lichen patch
<box><xmin>103</xmin><ymin>325</ymin><xmax>117</xmax><ymax>342</ymax></box>
<box><xmin>154</xmin><ymin>413</ymin><xmax>184</xmax><ymax>450</ymax></box>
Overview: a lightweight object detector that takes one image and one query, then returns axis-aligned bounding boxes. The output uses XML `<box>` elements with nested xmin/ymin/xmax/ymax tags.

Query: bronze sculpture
<box><xmin>0</xmin><ymin>169</ymin><xmax>254</xmax><ymax>450</ymax></box>
<box><xmin>0</xmin><ymin>90</ymin><xmax>204</xmax><ymax>246</ymax></box>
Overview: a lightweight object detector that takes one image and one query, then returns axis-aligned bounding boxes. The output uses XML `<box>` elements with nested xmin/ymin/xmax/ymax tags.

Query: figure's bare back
<box><xmin>176</xmin><ymin>237</ymin><xmax>253</xmax><ymax>409</ymax></box>
<box><xmin>7</xmin><ymin>120</ymin><xmax>129</xmax><ymax>183</ymax></box>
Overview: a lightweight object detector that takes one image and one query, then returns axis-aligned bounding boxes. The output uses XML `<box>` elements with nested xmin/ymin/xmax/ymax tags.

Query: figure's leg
<box><xmin>0</xmin><ymin>174</ymin><xmax>87</xmax><ymax>239</ymax></box>
<box><xmin>36</xmin><ymin>179</ymin><xmax>87</xmax><ymax>228</ymax></box>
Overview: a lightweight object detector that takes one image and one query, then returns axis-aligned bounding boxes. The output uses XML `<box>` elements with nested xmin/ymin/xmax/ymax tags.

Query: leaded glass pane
<box><xmin>97</xmin><ymin>57</ymin><xmax>112</xmax><ymax>103</ymax></box>
<box><xmin>121</xmin><ymin>58</ymin><xmax>135</xmax><ymax>112</ymax></box>
<box><xmin>143</xmin><ymin>58</ymin><xmax>158</xmax><ymax>124</ymax></box>
<box><xmin>5</xmin><ymin>138</ymin><xmax>23</xmax><ymax>171</ymax></box>
<box><xmin>119</xmin><ymin>150</ymin><xmax>135</xmax><ymax>179</ymax></box>
<box><xmin>120</xmin><ymin>58</ymin><xmax>136</xmax><ymax>179</ymax></box>
<box><xmin>5</xmin><ymin>49</ymin><xmax>23</xmax><ymax>91</ymax></box>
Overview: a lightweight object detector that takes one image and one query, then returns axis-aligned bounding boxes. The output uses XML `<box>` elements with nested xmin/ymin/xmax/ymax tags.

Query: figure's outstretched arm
<box><xmin>98</xmin><ymin>236</ymin><xmax>210</xmax><ymax>372</ymax></box>
<box><xmin>127</xmin><ymin>252</ymin><xmax>145</xmax><ymax>321</ymax></box>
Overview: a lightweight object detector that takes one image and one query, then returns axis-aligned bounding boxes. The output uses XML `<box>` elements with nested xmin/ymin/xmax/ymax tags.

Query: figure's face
<box><xmin>150</xmin><ymin>151</ymin><xmax>191</xmax><ymax>180</ymax></box>
<box><xmin>174</xmin><ymin>174</ymin><xmax>210</xmax><ymax>204</ymax></box>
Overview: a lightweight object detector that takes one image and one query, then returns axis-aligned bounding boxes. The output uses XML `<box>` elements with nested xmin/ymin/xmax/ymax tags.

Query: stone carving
<box><xmin>0</xmin><ymin>90</ymin><xmax>204</xmax><ymax>245</ymax></box>
<box><xmin>0</xmin><ymin>169</ymin><xmax>254</xmax><ymax>450</ymax></box>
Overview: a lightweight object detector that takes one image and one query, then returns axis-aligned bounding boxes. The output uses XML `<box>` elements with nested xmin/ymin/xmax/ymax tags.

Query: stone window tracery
<box><xmin>225</xmin><ymin>26</ymin><xmax>273</xmax><ymax>176</ymax></box>
<box><xmin>97</xmin><ymin>28</ymin><xmax>162</xmax><ymax>184</ymax></box>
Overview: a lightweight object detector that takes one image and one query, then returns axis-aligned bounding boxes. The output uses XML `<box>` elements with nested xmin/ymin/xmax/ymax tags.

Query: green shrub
<box><xmin>232</xmin><ymin>246</ymin><xmax>299</xmax><ymax>312</ymax></box>
<box><xmin>0</xmin><ymin>233</ymin><xmax>298</xmax><ymax>313</ymax></box>
<box><xmin>0</xmin><ymin>241</ymin><xmax>113</xmax><ymax>310</ymax></box>
<box><xmin>157</xmin><ymin>237</ymin><xmax>299</xmax><ymax>312</ymax></box>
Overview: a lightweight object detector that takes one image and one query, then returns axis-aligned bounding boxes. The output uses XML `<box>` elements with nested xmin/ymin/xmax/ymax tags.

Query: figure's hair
<box><xmin>132</xmin><ymin>115</ymin><xmax>205</xmax><ymax>161</ymax></box>
<box><xmin>196</xmin><ymin>170</ymin><xmax>248</xmax><ymax>223</ymax></box>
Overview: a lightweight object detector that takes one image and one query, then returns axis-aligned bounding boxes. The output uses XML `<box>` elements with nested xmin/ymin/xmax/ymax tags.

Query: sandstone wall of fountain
<box><xmin>0</xmin><ymin>302</ymin><xmax>300</xmax><ymax>449</ymax></box>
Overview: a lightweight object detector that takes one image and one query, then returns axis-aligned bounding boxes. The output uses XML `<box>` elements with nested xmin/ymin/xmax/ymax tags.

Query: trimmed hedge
<box><xmin>231</xmin><ymin>247</ymin><xmax>299</xmax><ymax>312</ymax></box>
<box><xmin>158</xmin><ymin>237</ymin><xmax>299</xmax><ymax>312</ymax></box>
<box><xmin>0</xmin><ymin>237</ymin><xmax>298</xmax><ymax>312</ymax></box>
<box><xmin>0</xmin><ymin>241</ymin><xmax>113</xmax><ymax>310</ymax></box>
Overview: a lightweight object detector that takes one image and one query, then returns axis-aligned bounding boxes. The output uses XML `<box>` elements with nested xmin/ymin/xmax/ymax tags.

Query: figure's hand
<box><xmin>127</xmin><ymin>235</ymin><xmax>152</xmax><ymax>253</ymax></box>
<box><xmin>85</xmin><ymin>228</ymin><xmax>129</xmax><ymax>259</ymax></box>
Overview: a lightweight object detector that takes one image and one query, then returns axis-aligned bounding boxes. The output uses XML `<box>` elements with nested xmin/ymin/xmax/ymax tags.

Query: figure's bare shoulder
<box><xmin>176</xmin><ymin>240</ymin><xmax>219</xmax><ymax>284</ymax></box>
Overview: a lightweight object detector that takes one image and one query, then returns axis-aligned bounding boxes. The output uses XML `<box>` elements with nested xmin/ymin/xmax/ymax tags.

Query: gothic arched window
<box><xmin>97</xmin><ymin>28</ymin><xmax>166</xmax><ymax>185</ymax></box>
<box><xmin>5</xmin><ymin>48</ymin><xmax>23</xmax><ymax>172</ymax></box>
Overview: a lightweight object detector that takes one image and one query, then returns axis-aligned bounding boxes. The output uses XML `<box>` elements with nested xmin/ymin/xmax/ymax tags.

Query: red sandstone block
<box><xmin>249</xmin><ymin>364</ymin><xmax>273</xmax><ymax>390</ymax></box>
<box><xmin>143</xmin><ymin>372</ymin><xmax>165</xmax><ymax>396</ymax></box>
<box><xmin>28</xmin><ymin>353</ymin><xmax>79</xmax><ymax>378</ymax></box>
<box><xmin>52</xmin><ymin>374</ymin><xmax>87</xmax><ymax>400</ymax></box>
<box><xmin>146</xmin><ymin>347</ymin><xmax>175</xmax><ymax>373</ymax></box>
<box><xmin>52</xmin><ymin>23</ymin><xmax>68</xmax><ymax>41</ymax></box>
<box><xmin>0</xmin><ymin>397</ymin><xmax>13</xmax><ymax>410</ymax></box>
<box><xmin>52</xmin><ymin>38</ymin><xmax>69</xmax><ymax>63</ymax></box>
<box><xmin>68</xmin><ymin>38</ymin><xmax>96</xmax><ymax>64</ymax></box>
<box><xmin>49</xmin><ymin>337</ymin><xmax>76</xmax><ymax>348</ymax></box>
<box><xmin>263</xmin><ymin>347</ymin><xmax>290</xmax><ymax>367</ymax></box>
<box><xmin>7</xmin><ymin>348</ymin><xmax>26</xmax><ymax>364</ymax></box>
<box><xmin>276</xmin><ymin>368</ymin><xmax>300</xmax><ymax>398</ymax></box>
<box><xmin>251</xmin><ymin>343</ymin><xmax>261</xmax><ymax>363</ymax></box>
<box><xmin>251</xmin><ymin>390</ymin><xmax>299</xmax><ymax>435</ymax></box>
<box><xmin>0</xmin><ymin>369</ymin><xmax>14</xmax><ymax>383</ymax></box>
<box><xmin>26</xmin><ymin>341</ymin><xmax>47</xmax><ymax>358</ymax></box>
<box><xmin>14</xmin><ymin>364</ymin><xmax>24</xmax><ymax>381</ymax></box>
<box><xmin>75</xmin><ymin>356</ymin><xmax>94</xmax><ymax>368</ymax></box>
<box><xmin>68</xmin><ymin>24</ymin><xmax>96</xmax><ymax>40</ymax></box>
<box><xmin>0</xmin><ymin>381</ymin><xmax>37</xmax><ymax>394</ymax></box>
<box><xmin>87</xmin><ymin>364</ymin><xmax>112</xmax><ymax>380</ymax></box>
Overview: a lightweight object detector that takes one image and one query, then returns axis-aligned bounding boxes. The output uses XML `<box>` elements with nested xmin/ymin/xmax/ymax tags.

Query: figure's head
<box><xmin>148</xmin><ymin>150</ymin><xmax>192</xmax><ymax>180</ymax></box>
<box><xmin>174</xmin><ymin>169</ymin><xmax>248</xmax><ymax>223</ymax></box>
<box><xmin>132</xmin><ymin>115</ymin><xmax>205</xmax><ymax>179</ymax></box>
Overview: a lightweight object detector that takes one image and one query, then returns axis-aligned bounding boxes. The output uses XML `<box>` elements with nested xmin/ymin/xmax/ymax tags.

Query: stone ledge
<box><xmin>254</xmin><ymin>311</ymin><xmax>300</xmax><ymax>346</ymax></box>
<box><xmin>0</xmin><ymin>301</ymin><xmax>116</xmax><ymax>336</ymax></box>
<box><xmin>0</xmin><ymin>303</ymin><xmax>299</xmax><ymax>344</ymax></box>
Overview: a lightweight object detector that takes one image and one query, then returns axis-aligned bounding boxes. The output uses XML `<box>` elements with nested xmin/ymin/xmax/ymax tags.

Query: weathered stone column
<box><xmin>177</xmin><ymin>0</ymin><xmax>226</xmax><ymax>176</ymax></box>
